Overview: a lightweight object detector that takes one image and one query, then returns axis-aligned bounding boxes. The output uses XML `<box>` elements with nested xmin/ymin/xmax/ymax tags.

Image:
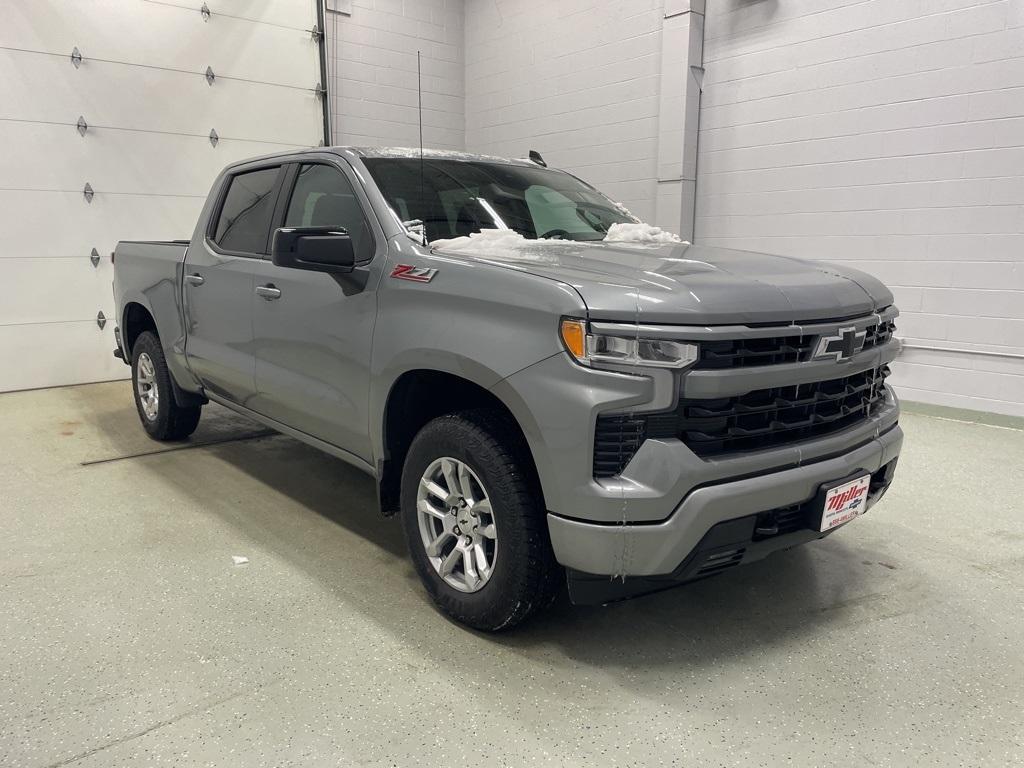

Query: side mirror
<box><xmin>271</xmin><ymin>226</ymin><xmax>355</xmax><ymax>274</ymax></box>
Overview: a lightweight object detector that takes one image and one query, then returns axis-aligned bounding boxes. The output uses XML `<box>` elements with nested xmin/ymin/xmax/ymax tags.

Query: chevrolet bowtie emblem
<box><xmin>814</xmin><ymin>326</ymin><xmax>866</xmax><ymax>361</ymax></box>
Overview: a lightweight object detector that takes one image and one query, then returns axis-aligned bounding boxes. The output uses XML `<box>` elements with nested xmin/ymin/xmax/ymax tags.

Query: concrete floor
<box><xmin>0</xmin><ymin>382</ymin><xmax>1021</xmax><ymax>767</ymax></box>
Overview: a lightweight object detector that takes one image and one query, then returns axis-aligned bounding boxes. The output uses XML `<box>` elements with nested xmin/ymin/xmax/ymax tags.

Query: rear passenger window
<box><xmin>212</xmin><ymin>167</ymin><xmax>281</xmax><ymax>254</ymax></box>
<box><xmin>284</xmin><ymin>164</ymin><xmax>374</xmax><ymax>262</ymax></box>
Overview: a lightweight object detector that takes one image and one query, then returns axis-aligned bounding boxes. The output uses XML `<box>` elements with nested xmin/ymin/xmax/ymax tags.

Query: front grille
<box><xmin>593</xmin><ymin>365</ymin><xmax>890</xmax><ymax>475</ymax></box>
<box><xmin>694</xmin><ymin>317</ymin><xmax>896</xmax><ymax>370</ymax></box>
<box><xmin>670</xmin><ymin>365</ymin><xmax>890</xmax><ymax>457</ymax></box>
<box><xmin>697</xmin><ymin>335</ymin><xmax>815</xmax><ymax>369</ymax></box>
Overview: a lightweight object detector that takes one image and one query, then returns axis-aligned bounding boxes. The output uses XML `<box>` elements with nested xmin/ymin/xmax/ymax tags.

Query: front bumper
<box><xmin>548</xmin><ymin>422</ymin><xmax>902</xmax><ymax>603</ymax></box>
<box><xmin>495</xmin><ymin>341</ymin><xmax>901</xmax><ymax>525</ymax></box>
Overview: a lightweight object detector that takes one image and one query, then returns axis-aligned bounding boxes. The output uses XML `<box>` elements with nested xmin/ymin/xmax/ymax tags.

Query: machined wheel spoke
<box><xmin>418</xmin><ymin>498</ymin><xmax>447</xmax><ymax>521</ymax></box>
<box><xmin>441</xmin><ymin>459</ymin><xmax>461</xmax><ymax>497</ymax></box>
<box><xmin>458</xmin><ymin>464</ymin><xmax>475</xmax><ymax>504</ymax></box>
<box><xmin>479</xmin><ymin>523</ymin><xmax>496</xmax><ymax>539</ymax></box>
<box><xmin>472</xmin><ymin>499</ymin><xmax>492</xmax><ymax>518</ymax></box>
<box><xmin>425</xmin><ymin>530</ymin><xmax>453</xmax><ymax>558</ymax></box>
<box><xmin>461</xmin><ymin>545</ymin><xmax>480</xmax><ymax>586</ymax></box>
<box><xmin>422</xmin><ymin>480</ymin><xmax>448</xmax><ymax>502</ymax></box>
<box><xmin>438</xmin><ymin>546</ymin><xmax>461</xmax><ymax>577</ymax></box>
<box><xmin>473</xmin><ymin>542</ymin><xmax>490</xmax><ymax>575</ymax></box>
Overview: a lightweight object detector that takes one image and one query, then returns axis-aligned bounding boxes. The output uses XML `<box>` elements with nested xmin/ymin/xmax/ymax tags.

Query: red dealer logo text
<box><xmin>826</xmin><ymin>483</ymin><xmax>867</xmax><ymax>511</ymax></box>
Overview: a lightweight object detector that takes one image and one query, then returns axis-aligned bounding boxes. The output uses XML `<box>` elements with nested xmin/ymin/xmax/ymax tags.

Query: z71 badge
<box><xmin>390</xmin><ymin>264</ymin><xmax>438</xmax><ymax>283</ymax></box>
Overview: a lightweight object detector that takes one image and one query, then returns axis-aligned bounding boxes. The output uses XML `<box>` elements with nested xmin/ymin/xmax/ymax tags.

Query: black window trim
<box><xmin>269</xmin><ymin>158</ymin><xmax>378</xmax><ymax>265</ymax></box>
<box><xmin>206</xmin><ymin>163</ymin><xmax>288</xmax><ymax>259</ymax></box>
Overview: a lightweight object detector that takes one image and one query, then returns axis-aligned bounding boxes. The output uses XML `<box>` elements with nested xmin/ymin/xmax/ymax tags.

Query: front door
<box><xmin>183</xmin><ymin>165</ymin><xmax>283</xmax><ymax>406</ymax></box>
<box><xmin>249</xmin><ymin>160</ymin><xmax>382</xmax><ymax>462</ymax></box>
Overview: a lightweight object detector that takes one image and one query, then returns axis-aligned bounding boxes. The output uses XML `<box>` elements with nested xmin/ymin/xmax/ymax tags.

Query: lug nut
<box><xmin>454</xmin><ymin>526</ymin><xmax>461</xmax><ymax>535</ymax></box>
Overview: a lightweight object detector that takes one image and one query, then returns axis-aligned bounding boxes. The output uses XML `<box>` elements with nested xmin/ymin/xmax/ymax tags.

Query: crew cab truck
<box><xmin>112</xmin><ymin>147</ymin><xmax>903</xmax><ymax>631</ymax></box>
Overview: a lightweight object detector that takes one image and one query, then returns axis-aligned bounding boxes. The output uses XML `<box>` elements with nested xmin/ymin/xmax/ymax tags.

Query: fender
<box><xmin>369</xmin><ymin>349</ymin><xmax>510</xmax><ymax>465</ymax></box>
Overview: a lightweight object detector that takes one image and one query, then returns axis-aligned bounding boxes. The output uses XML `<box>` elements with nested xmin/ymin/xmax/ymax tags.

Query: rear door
<box><xmin>183</xmin><ymin>164</ymin><xmax>284</xmax><ymax>404</ymax></box>
<box><xmin>249</xmin><ymin>159</ymin><xmax>384</xmax><ymax>462</ymax></box>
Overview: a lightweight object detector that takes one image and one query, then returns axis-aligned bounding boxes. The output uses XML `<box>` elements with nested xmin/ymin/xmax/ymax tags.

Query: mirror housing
<box><xmin>271</xmin><ymin>226</ymin><xmax>355</xmax><ymax>274</ymax></box>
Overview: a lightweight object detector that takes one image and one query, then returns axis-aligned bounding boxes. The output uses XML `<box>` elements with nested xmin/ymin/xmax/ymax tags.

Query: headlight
<box><xmin>559</xmin><ymin>318</ymin><xmax>698</xmax><ymax>369</ymax></box>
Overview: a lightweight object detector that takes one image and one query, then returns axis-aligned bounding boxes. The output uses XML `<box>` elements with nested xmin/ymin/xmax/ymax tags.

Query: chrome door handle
<box><xmin>185</xmin><ymin>273</ymin><xmax>205</xmax><ymax>286</ymax></box>
<box><xmin>256</xmin><ymin>284</ymin><xmax>282</xmax><ymax>300</ymax></box>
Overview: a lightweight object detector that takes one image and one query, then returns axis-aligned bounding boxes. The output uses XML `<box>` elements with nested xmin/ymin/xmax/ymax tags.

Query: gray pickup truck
<box><xmin>112</xmin><ymin>147</ymin><xmax>902</xmax><ymax>630</ymax></box>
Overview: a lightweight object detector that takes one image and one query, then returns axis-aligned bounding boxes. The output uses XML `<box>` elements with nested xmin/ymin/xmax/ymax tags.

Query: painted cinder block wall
<box><xmin>326</xmin><ymin>0</ymin><xmax>1023</xmax><ymax>418</ymax></box>
<box><xmin>326</xmin><ymin>0</ymin><xmax>465</xmax><ymax>150</ymax></box>
<box><xmin>695</xmin><ymin>0</ymin><xmax>1024</xmax><ymax>417</ymax></box>
<box><xmin>464</xmin><ymin>0</ymin><xmax>702</xmax><ymax>231</ymax></box>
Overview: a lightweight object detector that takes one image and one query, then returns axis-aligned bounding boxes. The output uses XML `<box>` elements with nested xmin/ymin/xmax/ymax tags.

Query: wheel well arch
<box><xmin>122</xmin><ymin>302</ymin><xmax>157</xmax><ymax>356</ymax></box>
<box><xmin>378</xmin><ymin>369</ymin><xmax>543</xmax><ymax>516</ymax></box>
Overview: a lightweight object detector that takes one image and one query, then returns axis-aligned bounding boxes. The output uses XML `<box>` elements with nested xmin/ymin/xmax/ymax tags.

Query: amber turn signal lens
<box><xmin>560</xmin><ymin>318</ymin><xmax>587</xmax><ymax>360</ymax></box>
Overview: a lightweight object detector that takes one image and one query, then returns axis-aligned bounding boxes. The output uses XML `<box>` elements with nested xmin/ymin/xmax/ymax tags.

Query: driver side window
<box><xmin>284</xmin><ymin>164</ymin><xmax>374</xmax><ymax>262</ymax></box>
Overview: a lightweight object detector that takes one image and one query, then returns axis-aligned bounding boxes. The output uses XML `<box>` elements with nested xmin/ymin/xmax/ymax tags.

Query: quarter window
<box><xmin>212</xmin><ymin>167</ymin><xmax>281</xmax><ymax>254</ymax></box>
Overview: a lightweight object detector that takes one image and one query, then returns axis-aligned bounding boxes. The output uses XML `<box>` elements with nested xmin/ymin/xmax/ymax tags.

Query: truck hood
<box><xmin>437</xmin><ymin>240</ymin><xmax>893</xmax><ymax>325</ymax></box>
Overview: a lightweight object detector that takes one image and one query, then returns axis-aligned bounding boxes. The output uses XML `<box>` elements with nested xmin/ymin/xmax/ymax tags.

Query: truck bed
<box><xmin>112</xmin><ymin>239</ymin><xmax>192</xmax><ymax>370</ymax></box>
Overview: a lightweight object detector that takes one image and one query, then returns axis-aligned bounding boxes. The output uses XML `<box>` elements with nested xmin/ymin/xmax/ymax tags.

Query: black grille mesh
<box><xmin>694</xmin><ymin>318</ymin><xmax>896</xmax><ymax>370</ymax></box>
<box><xmin>593</xmin><ymin>365</ymin><xmax>890</xmax><ymax>476</ymax></box>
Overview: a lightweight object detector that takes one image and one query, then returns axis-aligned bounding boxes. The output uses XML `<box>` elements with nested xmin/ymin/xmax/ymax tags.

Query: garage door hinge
<box><xmin>205</xmin><ymin>66</ymin><xmax>216</xmax><ymax>85</ymax></box>
<box><xmin>96</xmin><ymin>311</ymin><xmax>106</xmax><ymax>330</ymax></box>
<box><xmin>83</xmin><ymin>183</ymin><xmax>94</xmax><ymax>203</ymax></box>
<box><xmin>70</xmin><ymin>46</ymin><xmax>83</xmax><ymax>69</ymax></box>
<box><xmin>310</xmin><ymin>24</ymin><xmax>322</xmax><ymax>42</ymax></box>
<box><xmin>90</xmin><ymin>248</ymin><xmax>100</xmax><ymax>267</ymax></box>
<box><xmin>200</xmin><ymin>2</ymin><xmax>211</xmax><ymax>22</ymax></box>
<box><xmin>77</xmin><ymin>116</ymin><xmax>88</xmax><ymax>136</ymax></box>
<box><xmin>314</xmin><ymin>82</ymin><xmax>326</xmax><ymax>99</ymax></box>
<box><xmin>209</xmin><ymin>128</ymin><xmax>219</xmax><ymax>147</ymax></box>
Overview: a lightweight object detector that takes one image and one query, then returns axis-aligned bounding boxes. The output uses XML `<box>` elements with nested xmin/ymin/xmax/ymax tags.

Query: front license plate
<box><xmin>819</xmin><ymin>475</ymin><xmax>871</xmax><ymax>532</ymax></box>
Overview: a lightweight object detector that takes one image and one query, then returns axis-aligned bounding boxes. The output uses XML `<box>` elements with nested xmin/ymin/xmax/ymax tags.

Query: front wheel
<box><xmin>131</xmin><ymin>331</ymin><xmax>201</xmax><ymax>441</ymax></box>
<box><xmin>399</xmin><ymin>411</ymin><xmax>559</xmax><ymax>631</ymax></box>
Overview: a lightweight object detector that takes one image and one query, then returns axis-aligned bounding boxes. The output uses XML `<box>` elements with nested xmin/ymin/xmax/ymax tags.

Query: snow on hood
<box><xmin>429</xmin><ymin>229</ymin><xmax>573</xmax><ymax>264</ymax></box>
<box><xmin>602</xmin><ymin>222</ymin><xmax>686</xmax><ymax>244</ymax></box>
<box><xmin>429</xmin><ymin>223</ymin><xmax>687</xmax><ymax>259</ymax></box>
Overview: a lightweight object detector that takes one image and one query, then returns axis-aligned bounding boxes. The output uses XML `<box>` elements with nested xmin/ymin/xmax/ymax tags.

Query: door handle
<box><xmin>185</xmin><ymin>273</ymin><xmax>205</xmax><ymax>286</ymax></box>
<box><xmin>256</xmin><ymin>284</ymin><xmax>282</xmax><ymax>300</ymax></box>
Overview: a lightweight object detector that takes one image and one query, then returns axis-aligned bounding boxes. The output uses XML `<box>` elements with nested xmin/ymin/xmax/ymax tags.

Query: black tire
<box><xmin>399</xmin><ymin>410</ymin><xmax>560</xmax><ymax>631</ymax></box>
<box><xmin>131</xmin><ymin>331</ymin><xmax>202</xmax><ymax>441</ymax></box>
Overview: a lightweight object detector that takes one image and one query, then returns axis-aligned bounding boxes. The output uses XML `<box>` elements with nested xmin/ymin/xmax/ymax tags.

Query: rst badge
<box><xmin>390</xmin><ymin>264</ymin><xmax>438</xmax><ymax>283</ymax></box>
<box><xmin>813</xmin><ymin>326</ymin><xmax>866</xmax><ymax>361</ymax></box>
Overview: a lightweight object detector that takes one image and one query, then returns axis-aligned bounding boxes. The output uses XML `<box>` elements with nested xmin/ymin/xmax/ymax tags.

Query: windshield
<box><xmin>362</xmin><ymin>158</ymin><xmax>636</xmax><ymax>243</ymax></box>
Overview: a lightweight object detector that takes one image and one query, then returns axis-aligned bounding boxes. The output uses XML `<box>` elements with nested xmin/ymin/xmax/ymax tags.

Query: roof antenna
<box><xmin>401</xmin><ymin>52</ymin><xmax>427</xmax><ymax>245</ymax></box>
<box><xmin>414</xmin><ymin>50</ymin><xmax>427</xmax><ymax>245</ymax></box>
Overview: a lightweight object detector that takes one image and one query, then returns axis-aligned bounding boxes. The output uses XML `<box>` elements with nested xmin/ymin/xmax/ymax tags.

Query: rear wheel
<box><xmin>400</xmin><ymin>410</ymin><xmax>559</xmax><ymax>631</ymax></box>
<box><xmin>131</xmin><ymin>331</ymin><xmax>201</xmax><ymax>441</ymax></box>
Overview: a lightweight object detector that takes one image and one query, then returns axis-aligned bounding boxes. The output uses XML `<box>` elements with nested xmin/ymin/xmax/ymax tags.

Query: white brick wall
<box><xmin>326</xmin><ymin>0</ymin><xmax>465</xmax><ymax>150</ymax></box>
<box><xmin>696</xmin><ymin>0</ymin><xmax>1024</xmax><ymax>417</ymax></box>
<box><xmin>463</xmin><ymin>0</ymin><xmax>669</xmax><ymax>224</ymax></box>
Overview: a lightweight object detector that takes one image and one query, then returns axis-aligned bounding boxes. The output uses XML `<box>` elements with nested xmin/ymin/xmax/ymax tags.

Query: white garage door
<box><xmin>695</xmin><ymin>0</ymin><xmax>1024</xmax><ymax>418</ymax></box>
<box><xmin>0</xmin><ymin>0</ymin><xmax>327</xmax><ymax>392</ymax></box>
